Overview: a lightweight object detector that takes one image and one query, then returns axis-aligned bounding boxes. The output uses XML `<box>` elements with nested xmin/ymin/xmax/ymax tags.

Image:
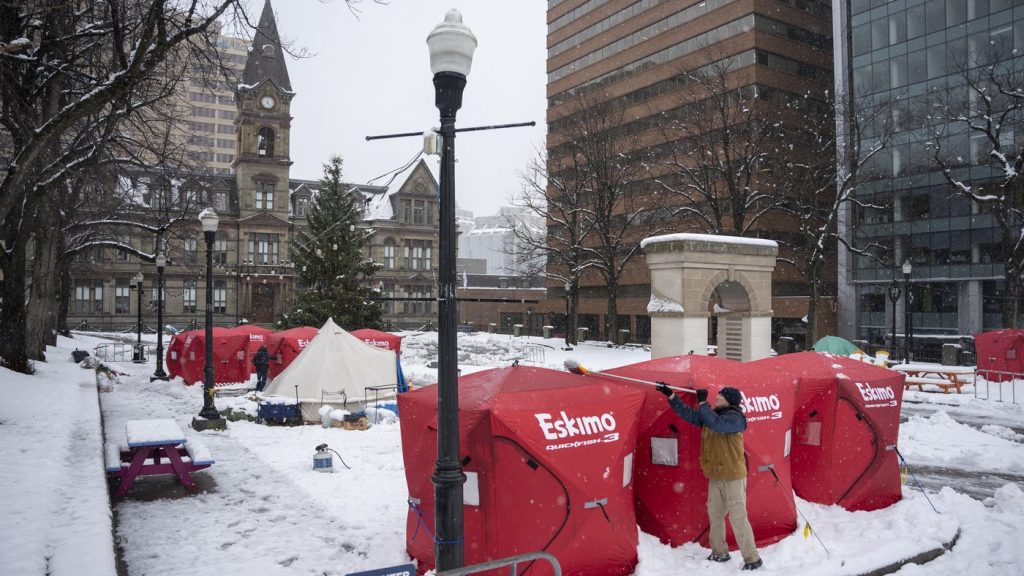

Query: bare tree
<box><xmin>929</xmin><ymin>45</ymin><xmax>1024</xmax><ymax>328</ymax></box>
<box><xmin>776</xmin><ymin>91</ymin><xmax>897</xmax><ymax>343</ymax></box>
<box><xmin>546</xmin><ymin>96</ymin><xmax>660</xmax><ymax>341</ymax></box>
<box><xmin>511</xmin><ymin>147</ymin><xmax>600</xmax><ymax>345</ymax></box>
<box><xmin>650</xmin><ymin>56</ymin><xmax>786</xmax><ymax>236</ymax></box>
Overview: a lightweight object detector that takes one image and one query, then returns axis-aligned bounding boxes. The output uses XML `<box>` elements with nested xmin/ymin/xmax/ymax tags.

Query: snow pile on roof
<box><xmin>641</xmin><ymin>233</ymin><xmax>778</xmax><ymax>249</ymax></box>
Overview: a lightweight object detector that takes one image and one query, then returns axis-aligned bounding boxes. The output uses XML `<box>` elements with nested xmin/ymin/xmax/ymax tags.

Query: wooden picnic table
<box><xmin>890</xmin><ymin>363</ymin><xmax>975</xmax><ymax>394</ymax></box>
<box><xmin>105</xmin><ymin>418</ymin><xmax>214</xmax><ymax>497</ymax></box>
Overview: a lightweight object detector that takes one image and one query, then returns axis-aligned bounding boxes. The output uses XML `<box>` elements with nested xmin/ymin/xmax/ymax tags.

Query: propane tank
<box><xmin>313</xmin><ymin>443</ymin><xmax>333</xmax><ymax>473</ymax></box>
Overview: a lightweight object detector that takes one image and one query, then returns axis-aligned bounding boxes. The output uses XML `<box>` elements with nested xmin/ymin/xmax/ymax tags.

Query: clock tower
<box><xmin>234</xmin><ymin>0</ymin><xmax>293</xmax><ymax>220</ymax></box>
<box><xmin>232</xmin><ymin>0</ymin><xmax>294</xmax><ymax>324</ymax></box>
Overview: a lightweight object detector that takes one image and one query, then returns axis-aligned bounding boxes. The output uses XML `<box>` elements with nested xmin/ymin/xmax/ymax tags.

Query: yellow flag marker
<box><xmin>803</xmin><ymin>523</ymin><xmax>811</xmax><ymax>540</ymax></box>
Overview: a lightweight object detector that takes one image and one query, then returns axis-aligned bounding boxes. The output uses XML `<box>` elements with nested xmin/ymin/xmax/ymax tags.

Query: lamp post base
<box><xmin>150</xmin><ymin>371</ymin><xmax>169</xmax><ymax>382</ymax></box>
<box><xmin>192</xmin><ymin>415</ymin><xmax>228</xmax><ymax>431</ymax></box>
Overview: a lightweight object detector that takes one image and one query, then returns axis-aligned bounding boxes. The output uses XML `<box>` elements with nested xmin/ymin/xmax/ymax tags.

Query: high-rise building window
<box><xmin>255</xmin><ymin>182</ymin><xmax>274</xmax><ymax>210</ymax></box>
<box><xmin>248</xmin><ymin>233</ymin><xmax>279</xmax><ymax>264</ymax></box>
<box><xmin>183</xmin><ymin>280</ymin><xmax>197</xmax><ymax>313</ymax></box>
<box><xmin>115</xmin><ymin>280</ymin><xmax>130</xmax><ymax>314</ymax></box>
<box><xmin>214</xmin><ymin>280</ymin><xmax>227</xmax><ymax>313</ymax></box>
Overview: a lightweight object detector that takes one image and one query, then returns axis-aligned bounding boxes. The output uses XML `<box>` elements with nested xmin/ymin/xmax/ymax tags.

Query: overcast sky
<box><xmin>268</xmin><ymin>0</ymin><xmax>548</xmax><ymax>218</ymax></box>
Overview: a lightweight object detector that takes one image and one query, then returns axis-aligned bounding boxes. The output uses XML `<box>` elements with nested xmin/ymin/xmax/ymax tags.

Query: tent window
<box><xmin>463</xmin><ymin>471</ymin><xmax>480</xmax><ymax>506</ymax></box>
<box><xmin>623</xmin><ymin>452</ymin><xmax>634</xmax><ymax>487</ymax></box>
<box><xmin>650</xmin><ymin>437</ymin><xmax>678</xmax><ymax>466</ymax></box>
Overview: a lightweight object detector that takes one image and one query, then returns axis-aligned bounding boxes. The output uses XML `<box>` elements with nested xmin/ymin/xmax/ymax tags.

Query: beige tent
<box><xmin>263</xmin><ymin>318</ymin><xmax>399</xmax><ymax>421</ymax></box>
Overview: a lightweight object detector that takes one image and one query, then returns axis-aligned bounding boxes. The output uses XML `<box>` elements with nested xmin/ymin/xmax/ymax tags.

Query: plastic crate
<box><xmin>257</xmin><ymin>402</ymin><xmax>301</xmax><ymax>425</ymax></box>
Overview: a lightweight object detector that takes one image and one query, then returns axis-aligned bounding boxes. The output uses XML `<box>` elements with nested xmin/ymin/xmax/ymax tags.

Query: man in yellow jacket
<box><xmin>657</xmin><ymin>383</ymin><xmax>762</xmax><ymax>571</ymax></box>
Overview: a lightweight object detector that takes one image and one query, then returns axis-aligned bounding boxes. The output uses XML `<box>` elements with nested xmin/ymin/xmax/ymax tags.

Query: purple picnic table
<box><xmin>105</xmin><ymin>418</ymin><xmax>214</xmax><ymax>497</ymax></box>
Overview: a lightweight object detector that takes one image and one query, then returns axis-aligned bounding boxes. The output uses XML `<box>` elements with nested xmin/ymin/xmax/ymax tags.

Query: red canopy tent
<box><xmin>177</xmin><ymin>328</ymin><xmax>251</xmax><ymax>385</ymax></box>
<box><xmin>350</xmin><ymin>328</ymin><xmax>402</xmax><ymax>355</ymax></box>
<box><xmin>605</xmin><ymin>355</ymin><xmax>798</xmax><ymax>550</ymax></box>
<box><xmin>229</xmin><ymin>325</ymin><xmax>273</xmax><ymax>356</ymax></box>
<box><xmin>975</xmin><ymin>329</ymin><xmax>1024</xmax><ymax>380</ymax></box>
<box><xmin>753</xmin><ymin>352</ymin><xmax>904</xmax><ymax>511</ymax></box>
<box><xmin>398</xmin><ymin>366</ymin><xmax>646</xmax><ymax>576</ymax></box>
<box><xmin>265</xmin><ymin>326</ymin><xmax>317</xmax><ymax>380</ymax></box>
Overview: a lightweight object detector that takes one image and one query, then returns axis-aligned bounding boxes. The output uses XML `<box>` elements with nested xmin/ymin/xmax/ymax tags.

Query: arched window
<box><xmin>257</xmin><ymin>127</ymin><xmax>275</xmax><ymax>158</ymax></box>
<box><xmin>383</xmin><ymin>238</ymin><xmax>397</xmax><ymax>269</ymax></box>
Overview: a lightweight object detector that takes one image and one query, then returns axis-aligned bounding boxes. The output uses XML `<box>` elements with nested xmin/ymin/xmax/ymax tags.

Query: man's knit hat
<box><xmin>719</xmin><ymin>387</ymin><xmax>743</xmax><ymax>407</ymax></box>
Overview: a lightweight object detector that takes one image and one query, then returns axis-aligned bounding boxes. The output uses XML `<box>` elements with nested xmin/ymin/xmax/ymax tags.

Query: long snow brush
<box><xmin>563</xmin><ymin>359</ymin><xmax>696</xmax><ymax>395</ymax></box>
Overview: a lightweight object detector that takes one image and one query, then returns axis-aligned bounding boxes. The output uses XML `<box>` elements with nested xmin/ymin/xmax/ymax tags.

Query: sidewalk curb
<box><xmin>857</xmin><ymin>527</ymin><xmax>960</xmax><ymax>576</ymax></box>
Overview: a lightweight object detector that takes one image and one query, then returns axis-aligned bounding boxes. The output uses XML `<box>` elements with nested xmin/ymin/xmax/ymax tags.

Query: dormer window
<box><xmin>262</xmin><ymin>44</ymin><xmax>275</xmax><ymax>58</ymax></box>
<box><xmin>257</xmin><ymin>127</ymin><xmax>275</xmax><ymax>158</ymax></box>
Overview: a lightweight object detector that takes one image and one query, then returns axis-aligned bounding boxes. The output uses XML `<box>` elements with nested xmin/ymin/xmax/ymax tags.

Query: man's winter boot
<box><xmin>741</xmin><ymin>559</ymin><xmax>763</xmax><ymax>570</ymax></box>
<box><xmin>707</xmin><ymin>553</ymin><xmax>731</xmax><ymax>562</ymax></box>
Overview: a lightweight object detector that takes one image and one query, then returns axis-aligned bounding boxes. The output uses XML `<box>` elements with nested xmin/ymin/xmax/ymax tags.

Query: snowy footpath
<box><xmin>1</xmin><ymin>332</ymin><xmax>1024</xmax><ymax>575</ymax></box>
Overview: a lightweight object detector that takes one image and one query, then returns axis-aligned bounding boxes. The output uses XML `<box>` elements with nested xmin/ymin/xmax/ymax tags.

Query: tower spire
<box><xmin>241</xmin><ymin>0</ymin><xmax>292</xmax><ymax>92</ymax></box>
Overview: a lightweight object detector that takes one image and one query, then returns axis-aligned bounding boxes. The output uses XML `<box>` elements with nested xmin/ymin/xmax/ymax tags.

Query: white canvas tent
<box><xmin>263</xmin><ymin>318</ymin><xmax>399</xmax><ymax>421</ymax></box>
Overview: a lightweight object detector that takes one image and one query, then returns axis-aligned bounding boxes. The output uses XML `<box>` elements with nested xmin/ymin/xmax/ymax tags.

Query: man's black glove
<box><xmin>696</xmin><ymin>388</ymin><xmax>708</xmax><ymax>403</ymax></box>
<box><xmin>655</xmin><ymin>381</ymin><xmax>674</xmax><ymax>397</ymax></box>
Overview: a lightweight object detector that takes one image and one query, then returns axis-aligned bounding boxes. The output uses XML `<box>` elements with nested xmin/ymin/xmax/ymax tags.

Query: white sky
<box><xmin>269</xmin><ymin>0</ymin><xmax>549</xmax><ymax>218</ymax></box>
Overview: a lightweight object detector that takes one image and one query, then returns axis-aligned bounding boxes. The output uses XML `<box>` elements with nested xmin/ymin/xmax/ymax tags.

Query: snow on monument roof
<box><xmin>640</xmin><ymin>233</ymin><xmax>778</xmax><ymax>249</ymax></box>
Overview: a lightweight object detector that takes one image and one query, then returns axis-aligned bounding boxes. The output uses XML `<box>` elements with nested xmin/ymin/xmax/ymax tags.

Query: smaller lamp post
<box><xmin>132</xmin><ymin>272</ymin><xmax>145</xmax><ymax>363</ymax></box>
<box><xmin>151</xmin><ymin>253</ymin><xmax>169</xmax><ymax>381</ymax></box>
<box><xmin>902</xmin><ymin>260</ymin><xmax>913</xmax><ymax>363</ymax></box>
<box><xmin>564</xmin><ymin>281</ymin><xmax>572</xmax><ymax>349</ymax></box>
<box><xmin>193</xmin><ymin>209</ymin><xmax>226</xmax><ymax>431</ymax></box>
<box><xmin>887</xmin><ymin>280</ymin><xmax>901</xmax><ymax>358</ymax></box>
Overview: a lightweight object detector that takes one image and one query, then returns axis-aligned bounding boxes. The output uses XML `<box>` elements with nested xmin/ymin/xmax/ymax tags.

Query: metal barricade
<box><xmin>520</xmin><ymin>343</ymin><xmax>546</xmax><ymax>365</ymax></box>
<box><xmin>437</xmin><ymin>551</ymin><xmax>562</xmax><ymax>576</ymax></box>
<box><xmin>974</xmin><ymin>369</ymin><xmax>1021</xmax><ymax>404</ymax></box>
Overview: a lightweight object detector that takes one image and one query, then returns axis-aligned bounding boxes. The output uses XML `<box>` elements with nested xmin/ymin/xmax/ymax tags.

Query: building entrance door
<box><xmin>251</xmin><ymin>284</ymin><xmax>275</xmax><ymax>323</ymax></box>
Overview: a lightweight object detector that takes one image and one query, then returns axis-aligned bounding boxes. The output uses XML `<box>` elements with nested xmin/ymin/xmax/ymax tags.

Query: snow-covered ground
<box><xmin>1</xmin><ymin>331</ymin><xmax>1023</xmax><ymax>575</ymax></box>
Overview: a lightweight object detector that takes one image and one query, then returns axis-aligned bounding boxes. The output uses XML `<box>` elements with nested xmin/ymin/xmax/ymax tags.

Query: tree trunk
<box><xmin>1003</xmin><ymin>265</ymin><xmax>1021</xmax><ymax>329</ymax></box>
<box><xmin>806</xmin><ymin>260</ymin><xmax>821</xmax><ymax>345</ymax></box>
<box><xmin>569</xmin><ymin>282</ymin><xmax>579</xmax><ymax>345</ymax></box>
<box><xmin>605</xmin><ymin>275</ymin><xmax>619</xmax><ymax>342</ymax></box>
<box><xmin>26</xmin><ymin>214</ymin><xmax>62</xmax><ymax>356</ymax></box>
<box><xmin>0</xmin><ymin>239</ymin><xmax>31</xmax><ymax>372</ymax></box>
<box><xmin>57</xmin><ymin>253</ymin><xmax>72</xmax><ymax>337</ymax></box>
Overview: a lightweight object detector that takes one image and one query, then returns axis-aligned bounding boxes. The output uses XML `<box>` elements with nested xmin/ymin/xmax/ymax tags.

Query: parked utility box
<box><xmin>577</xmin><ymin>327</ymin><xmax>589</xmax><ymax>342</ymax></box>
<box><xmin>941</xmin><ymin>343</ymin><xmax>962</xmax><ymax>366</ymax></box>
<box><xmin>542</xmin><ymin>325</ymin><xmax>553</xmax><ymax>339</ymax></box>
<box><xmin>618</xmin><ymin>329</ymin><xmax>630</xmax><ymax>344</ymax></box>
<box><xmin>513</xmin><ymin>324</ymin><xmax>523</xmax><ymax>337</ymax></box>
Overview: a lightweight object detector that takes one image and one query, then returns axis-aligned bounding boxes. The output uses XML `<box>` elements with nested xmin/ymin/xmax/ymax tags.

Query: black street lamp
<box><xmin>132</xmin><ymin>272</ymin><xmax>145</xmax><ymax>363</ymax></box>
<box><xmin>193</xmin><ymin>209</ymin><xmax>226</xmax><ymax>431</ymax></box>
<box><xmin>564</xmin><ymin>281</ymin><xmax>572</xmax><ymax>349</ymax></box>
<box><xmin>887</xmin><ymin>280</ymin><xmax>901</xmax><ymax>358</ymax></box>
<box><xmin>151</xmin><ymin>253</ymin><xmax>169</xmax><ymax>381</ymax></box>
<box><xmin>427</xmin><ymin>10</ymin><xmax>476</xmax><ymax>572</ymax></box>
<box><xmin>902</xmin><ymin>259</ymin><xmax>913</xmax><ymax>362</ymax></box>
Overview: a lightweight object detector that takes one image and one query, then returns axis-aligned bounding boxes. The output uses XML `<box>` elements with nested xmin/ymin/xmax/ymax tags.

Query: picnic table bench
<box><xmin>105</xmin><ymin>418</ymin><xmax>214</xmax><ymax>497</ymax></box>
<box><xmin>891</xmin><ymin>364</ymin><xmax>975</xmax><ymax>394</ymax></box>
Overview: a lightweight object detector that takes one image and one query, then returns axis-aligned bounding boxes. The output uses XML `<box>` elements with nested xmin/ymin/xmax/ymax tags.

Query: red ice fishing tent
<box><xmin>165</xmin><ymin>330</ymin><xmax>195</xmax><ymax>380</ymax></box>
<box><xmin>351</xmin><ymin>328</ymin><xmax>403</xmax><ymax>355</ymax></box>
<box><xmin>265</xmin><ymin>326</ymin><xmax>317</xmax><ymax>380</ymax></box>
<box><xmin>230</xmin><ymin>324</ymin><xmax>273</xmax><ymax>356</ymax></box>
<box><xmin>975</xmin><ymin>329</ymin><xmax>1024</xmax><ymax>380</ymax></box>
<box><xmin>754</xmin><ymin>352</ymin><xmax>904</xmax><ymax>511</ymax></box>
<box><xmin>605</xmin><ymin>355</ymin><xmax>798</xmax><ymax>550</ymax></box>
<box><xmin>178</xmin><ymin>327</ymin><xmax>251</xmax><ymax>385</ymax></box>
<box><xmin>399</xmin><ymin>366</ymin><xmax>647</xmax><ymax>576</ymax></box>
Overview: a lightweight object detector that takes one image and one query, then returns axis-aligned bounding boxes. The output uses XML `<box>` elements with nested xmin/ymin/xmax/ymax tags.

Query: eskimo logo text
<box><xmin>856</xmin><ymin>383</ymin><xmax>896</xmax><ymax>405</ymax></box>
<box><xmin>741</xmin><ymin>393</ymin><xmax>783</xmax><ymax>422</ymax></box>
<box><xmin>535</xmin><ymin>412</ymin><xmax>619</xmax><ymax>450</ymax></box>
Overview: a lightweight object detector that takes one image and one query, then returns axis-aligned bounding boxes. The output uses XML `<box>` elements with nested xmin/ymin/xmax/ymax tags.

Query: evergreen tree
<box><xmin>280</xmin><ymin>156</ymin><xmax>384</xmax><ymax>329</ymax></box>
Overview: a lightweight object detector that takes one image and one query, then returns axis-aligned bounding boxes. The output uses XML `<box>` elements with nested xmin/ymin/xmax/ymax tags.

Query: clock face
<box><xmin>260</xmin><ymin>96</ymin><xmax>275</xmax><ymax>109</ymax></box>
